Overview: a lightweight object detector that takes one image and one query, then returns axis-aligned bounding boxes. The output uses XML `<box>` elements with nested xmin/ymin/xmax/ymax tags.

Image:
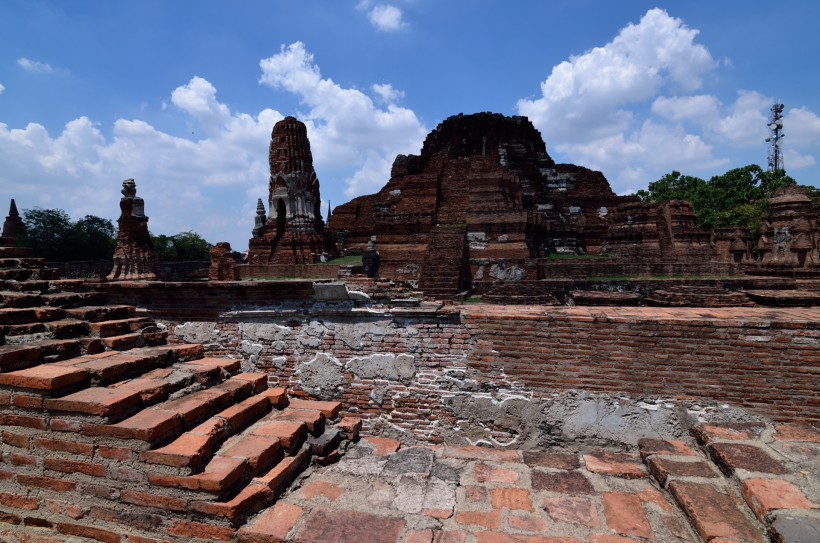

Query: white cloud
<box><xmin>17</xmin><ymin>57</ymin><xmax>56</xmax><ymax>74</ymax></box>
<box><xmin>787</xmin><ymin>106</ymin><xmax>820</xmax><ymax>147</ymax></box>
<box><xmin>557</xmin><ymin>121</ymin><xmax>726</xmax><ymax>184</ymax></box>
<box><xmin>0</xmin><ymin>83</ymin><xmax>5</xmax><ymax>94</ymax></box>
<box><xmin>0</xmin><ymin>82</ymin><xmax>283</xmax><ymax>248</ymax></box>
<box><xmin>518</xmin><ymin>8</ymin><xmax>714</xmax><ymax>146</ymax></box>
<box><xmin>171</xmin><ymin>76</ymin><xmax>231</xmax><ymax>133</ymax></box>
<box><xmin>784</xmin><ymin>148</ymin><xmax>816</xmax><ymax>170</ymax></box>
<box><xmin>711</xmin><ymin>90</ymin><xmax>770</xmax><ymax>146</ymax></box>
<box><xmin>651</xmin><ymin>95</ymin><xmax>720</xmax><ymax>122</ymax></box>
<box><xmin>259</xmin><ymin>42</ymin><xmax>426</xmax><ymax>196</ymax></box>
<box><xmin>372</xmin><ymin>83</ymin><xmax>405</xmax><ymax>104</ymax></box>
<box><xmin>367</xmin><ymin>5</ymin><xmax>406</xmax><ymax>32</ymax></box>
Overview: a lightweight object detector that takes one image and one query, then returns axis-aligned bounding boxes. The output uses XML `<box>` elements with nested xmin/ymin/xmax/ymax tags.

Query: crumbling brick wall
<box><xmin>165</xmin><ymin>305</ymin><xmax>820</xmax><ymax>446</ymax></box>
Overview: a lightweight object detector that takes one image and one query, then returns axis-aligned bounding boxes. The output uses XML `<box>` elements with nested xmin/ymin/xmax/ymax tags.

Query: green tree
<box><xmin>170</xmin><ymin>231</ymin><xmax>212</xmax><ymax>261</ymax></box>
<box><xmin>637</xmin><ymin>165</ymin><xmax>797</xmax><ymax>237</ymax></box>
<box><xmin>21</xmin><ymin>208</ymin><xmax>118</xmax><ymax>261</ymax></box>
<box><xmin>21</xmin><ymin>208</ymin><xmax>73</xmax><ymax>261</ymax></box>
<box><xmin>68</xmin><ymin>215</ymin><xmax>117</xmax><ymax>260</ymax></box>
<box><xmin>150</xmin><ymin>231</ymin><xmax>212</xmax><ymax>261</ymax></box>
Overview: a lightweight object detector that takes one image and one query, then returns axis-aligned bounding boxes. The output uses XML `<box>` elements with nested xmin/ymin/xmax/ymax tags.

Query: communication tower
<box><xmin>766</xmin><ymin>103</ymin><xmax>785</xmax><ymax>172</ymax></box>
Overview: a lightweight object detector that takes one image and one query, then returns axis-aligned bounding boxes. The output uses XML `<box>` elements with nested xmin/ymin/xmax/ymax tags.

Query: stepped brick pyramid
<box><xmin>327</xmin><ymin>113</ymin><xmax>728</xmax><ymax>298</ymax></box>
<box><xmin>0</xmin><ymin>239</ymin><xmax>358</xmax><ymax>542</ymax></box>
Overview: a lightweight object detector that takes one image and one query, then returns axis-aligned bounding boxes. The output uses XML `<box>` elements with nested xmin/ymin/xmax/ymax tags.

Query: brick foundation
<box><xmin>163</xmin><ymin>303</ymin><xmax>820</xmax><ymax>446</ymax></box>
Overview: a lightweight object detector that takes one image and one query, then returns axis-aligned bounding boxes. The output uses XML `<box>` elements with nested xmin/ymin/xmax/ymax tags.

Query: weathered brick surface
<box><xmin>583</xmin><ymin>451</ymin><xmax>647</xmax><ymax>479</ymax></box>
<box><xmin>531</xmin><ymin>471</ymin><xmax>594</xmax><ymax>494</ymax></box>
<box><xmin>741</xmin><ymin>479</ymin><xmax>816</xmax><ymax>521</ymax></box>
<box><xmin>669</xmin><ymin>481</ymin><xmax>766</xmax><ymax>542</ymax></box>
<box><xmin>602</xmin><ymin>492</ymin><xmax>652</xmax><ymax>539</ymax></box>
<box><xmin>647</xmin><ymin>457</ymin><xmax>718</xmax><ymax>486</ymax></box>
<box><xmin>238</xmin><ymin>502</ymin><xmax>304</xmax><ymax>543</ymax></box>
<box><xmin>292</xmin><ymin>507</ymin><xmax>406</xmax><ymax>543</ymax></box>
<box><xmin>543</xmin><ymin>497</ymin><xmax>599</xmax><ymax>527</ymax></box>
<box><xmin>708</xmin><ymin>442</ymin><xmax>787</xmax><ymax>476</ymax></box>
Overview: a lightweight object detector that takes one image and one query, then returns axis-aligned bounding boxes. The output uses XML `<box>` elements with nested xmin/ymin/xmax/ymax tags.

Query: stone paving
<box><xmin>238</xmin><ymin>422</ymin><xmax>819</xmax><ymax>543</ymax></box>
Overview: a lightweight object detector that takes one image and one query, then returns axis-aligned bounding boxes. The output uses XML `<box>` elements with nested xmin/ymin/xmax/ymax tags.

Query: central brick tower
<box><xmin>247</xmin><ymin>117</ymin><xmax>325</xmax><ymax>265</ymax></box>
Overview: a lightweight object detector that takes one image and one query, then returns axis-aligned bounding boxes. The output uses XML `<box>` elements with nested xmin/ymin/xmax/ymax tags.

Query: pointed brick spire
<box><xmin>2</xmin><ymin>198</ymin><xmax>26</xmax><ymax>239</ymax></box>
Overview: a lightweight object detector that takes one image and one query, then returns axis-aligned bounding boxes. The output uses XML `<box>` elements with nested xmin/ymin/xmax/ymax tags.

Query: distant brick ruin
<box><xmin>222</xmin><ymin>112</ymin><xmax>820</xmax><ymax>299</ymax></box>
<box><xmin>326</xmin><ymin>113</ymin><xmax>737</xmax><ymax>297</ymax></box>
<box><xmin>1</xmin><ymin>199</ymin><xmax>26</xmax><ymax>244</ymax></box>
<box><xmin>108</xmin><ymin>179</ymin><xmax>161</xmax><ymax>281</ymax></box>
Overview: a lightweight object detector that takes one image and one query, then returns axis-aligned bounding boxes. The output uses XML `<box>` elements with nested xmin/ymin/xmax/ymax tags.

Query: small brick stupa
<box><xmin>108</xmin><ymin>179</ymin><xmax>161</xmax><ymax>281</ymax></box>
<box><xmin>246</xmin><ymin>117</ymin><xmax>325</xmax><ymax>266</ymax></box>
<box><xmin>1</xmin><ymin>199</ymin><xmax>26</xmax><ymax>245</ymax></box>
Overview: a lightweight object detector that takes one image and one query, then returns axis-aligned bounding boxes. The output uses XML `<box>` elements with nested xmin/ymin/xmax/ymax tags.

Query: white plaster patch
<box><xmin>347</xmin><ymin>353</ymin><xmax>417</xmax><ymax>384</ymax></box>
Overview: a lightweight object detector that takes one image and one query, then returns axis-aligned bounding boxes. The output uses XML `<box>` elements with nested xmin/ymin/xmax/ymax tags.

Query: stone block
<box><xmin>543</xmin><ymin>496</ymin><xmax>600</xmax><ymax>527</ymax></box>
<box><xmin>669</xmin><ymin>481</ymin><xmax>766</xmax><ymax>542</ymax></box>
<box><xmin>531</xmin><ymin>470</ymin><xmax>594</xmax><ymax>494</ymax></box>
<box><xmin>292</xmin><ymin>507</ymin><xmax>406</xmax><ymax>543</ymax></box>
<box><xmin>741</xmin><ymin>479</ymin><xmax>816</xmax><ymax>522</ymax></box>
<box><xmin>708</xmin><ymin>443</ymin><xmax>787</xmax><ymax>476</ymax></box>
<box><xmin>647</xmin><ymin>457</ymin><xmax>718</xmax><ymax>486</ymax></box>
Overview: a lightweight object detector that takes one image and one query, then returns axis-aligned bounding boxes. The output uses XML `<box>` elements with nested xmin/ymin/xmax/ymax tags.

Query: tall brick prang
<box><xmin>247</xmin><ymin>117</ymin><xmax>325</xmax><ymax>268</ymax></box>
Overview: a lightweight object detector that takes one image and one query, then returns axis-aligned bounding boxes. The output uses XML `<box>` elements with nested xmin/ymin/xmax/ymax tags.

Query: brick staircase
<box><xmin>639</xmin><ymin>422</ymin><xmax>819</xmax><ymax>543</ymax></box>
<box><xmin>0</xmin><ymin>242</ymin><xmax>358</xmax><ymax>542</ymax></box>
<box><xmin>418</xmin><ymin>224</ymin><xmax>468</xmax><ymax>299</ymax></box>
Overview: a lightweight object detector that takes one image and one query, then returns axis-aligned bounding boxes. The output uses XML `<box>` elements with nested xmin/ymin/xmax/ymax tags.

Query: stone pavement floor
<box><xmin>238</xmin><ymin>422</ymin><xmax>819</xmax><ymax>543</ymax></box>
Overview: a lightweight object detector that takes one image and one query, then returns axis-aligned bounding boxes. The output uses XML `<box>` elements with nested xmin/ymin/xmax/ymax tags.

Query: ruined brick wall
<box><xmin>463</xmin><ymin>307</ymin><xmax>819</xmax><ymax>423</ymax></box>
<box><xmin>164</xmin><ymin>305</ymin><xmax>820</xmax><ymax>447</ymax></box>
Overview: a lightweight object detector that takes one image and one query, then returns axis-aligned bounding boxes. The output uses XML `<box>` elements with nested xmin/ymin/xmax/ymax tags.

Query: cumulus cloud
<box><xmin>651</xmin><ymin>95</ymin><xmax>720</xmax><ymax>123</ymax></box>
<box><xmin>518</xmin><ymin>8</ymin><xmax>714</xmax><ymax>146</ymax></box>
<box><xmin>784</xmin><ymin>148</ymin><xmax>816</xmax><ymax>170</ymax></box>
<box><xmin>787</xmin><ymin>106</ymin><xmax>820</xmax><ymax>147</ymax></box>
<box><xmin>171</xmin><ymin>76</ymin><xmax>231</xmax><ymax>133</ymax></box>
<box><xmin>367</xmin><ymin>4</ymin><xmax>406</xmax><ymax>31</ymax></box>
<box><xmin>512</xmin><ymin>8</ymin><xmax>820</xmax><ymax>191</ymax></box>
<box><xmin>0</xmin><ymin>83</ymin><xmax>5</xmax><ymax>94</ymax></box>
<box><xmin>710</xmin><ymin>90</ymin><xmax>770</xmax><ymax>146</ymax></box>
<box><xmin>17</xmin><ymin>57</ymin><xmax>56</xmax><ymax>74</ymax></box>
<box><xmin>372</xmin><ymin>83</ymin><xmax>405</xmax><ymax>104</ymax></box>
<box><xmin>0</xmin><ymin>82</ymin><xmax>283</xmax><ymax>247</ymax></box>
<box><xmin>259</xmin><ymin>42</ymin><xmax>426</xmax><ymax>196</ymax></box>
<box><xmin>1</xmin><ymin>43</ymin><xmax>424</xmax><ymax>248</ymax></box>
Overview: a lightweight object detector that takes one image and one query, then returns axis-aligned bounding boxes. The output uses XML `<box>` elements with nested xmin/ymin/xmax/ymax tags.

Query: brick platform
<box><xmin>235</xmin><ymin>421</ymin><xmax>818</xmax><ymax>543</ymax></box>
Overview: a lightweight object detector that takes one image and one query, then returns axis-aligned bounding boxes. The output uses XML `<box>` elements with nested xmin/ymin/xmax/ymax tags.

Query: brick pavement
<box><xmin>240</xmin><ymin>421</ymin><xmax>819</xmax><ymax>543</ymax></box>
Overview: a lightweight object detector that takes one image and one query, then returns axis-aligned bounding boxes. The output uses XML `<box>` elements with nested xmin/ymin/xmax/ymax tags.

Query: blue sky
<box><xmin>2</xmin><ymin>1</ymin><xmax>819</xmax><ymax>250</ymax></box>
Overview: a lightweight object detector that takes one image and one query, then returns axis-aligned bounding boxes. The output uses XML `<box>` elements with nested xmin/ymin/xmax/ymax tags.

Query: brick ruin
<box><xmin>228</xmin><ymin>112</ymin><xmax>820</xmax><ymax>300</ymax></box>
<box><xmin>325</xmin><ymin>113</ymin><xmax>779</xmax><ymax>299</ymax></box>
<box><xmin>1</xmin><ymin>112</ymin><xmax>819</xmax><ymax>542</ymax></box>
<box><xmin>107</xmin><ymin>180</ymin><xmax>161</xmax><ymax>282</ymax></box>
<box><xmin>2</xmin><ymin>199</ymin><xmax>26</xmax><ymax>244</ymax></box>
<box><xmin>245</xmin><ymin>117</ymin><xmax>325</xmax><ymax>275</ymax></box>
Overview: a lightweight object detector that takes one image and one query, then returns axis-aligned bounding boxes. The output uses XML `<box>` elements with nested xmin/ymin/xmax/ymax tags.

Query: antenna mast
<box><xmin>766</xmin><ymin>102</ymin><xmax>785</xmax><ymax>172</ymax></box>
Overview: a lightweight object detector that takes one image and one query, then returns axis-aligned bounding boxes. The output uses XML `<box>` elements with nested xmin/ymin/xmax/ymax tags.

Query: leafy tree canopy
<box><xmin>636</xmin><ymin>165</ymin><xmax>797</xmax><ymax>237</ymax></box>
<box><xmin>150</xmin><ymin>231</ymin><xmax>212</xmax><ymax>261</ymax></box>
<box><xmin>20</xmin><ymin>208</ymin><xmax>116</xmax><ymax>261</ymax></box>
<box><xmin>19</xmin><ymin>208</ymin><xmax>212</xmax><ymax>262</ymax></box>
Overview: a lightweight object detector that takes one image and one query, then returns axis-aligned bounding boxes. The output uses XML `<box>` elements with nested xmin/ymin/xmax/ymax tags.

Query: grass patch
<box><xmin>463</xmin><ymin>295</ymin><xmax>483</xmax><ymax>304</ymax></box>
<box><xmin>542</xmin><ymin>253</ymin><xmax>613</xmax><ymax>260</ymax></box>
<box><xmin>585</xmin><ymin>275</ymin><xmax>736</xmax><ymax>281</ymax></box>
<box><xmin>316</xmin><ymin>255</ymin><xmax>363</xmax><ymax>266</ymax></box>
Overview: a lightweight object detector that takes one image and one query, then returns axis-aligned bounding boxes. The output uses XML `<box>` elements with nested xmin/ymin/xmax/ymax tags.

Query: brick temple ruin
<box><xmin>0</xmin><ymin>112</ymin><xmax>817</xmax><ymax>542</ymax></box>
<box><xmin>234</xmin><ymin>113</ymin><xmax>820</xmax><ymax>302</ymax></box>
